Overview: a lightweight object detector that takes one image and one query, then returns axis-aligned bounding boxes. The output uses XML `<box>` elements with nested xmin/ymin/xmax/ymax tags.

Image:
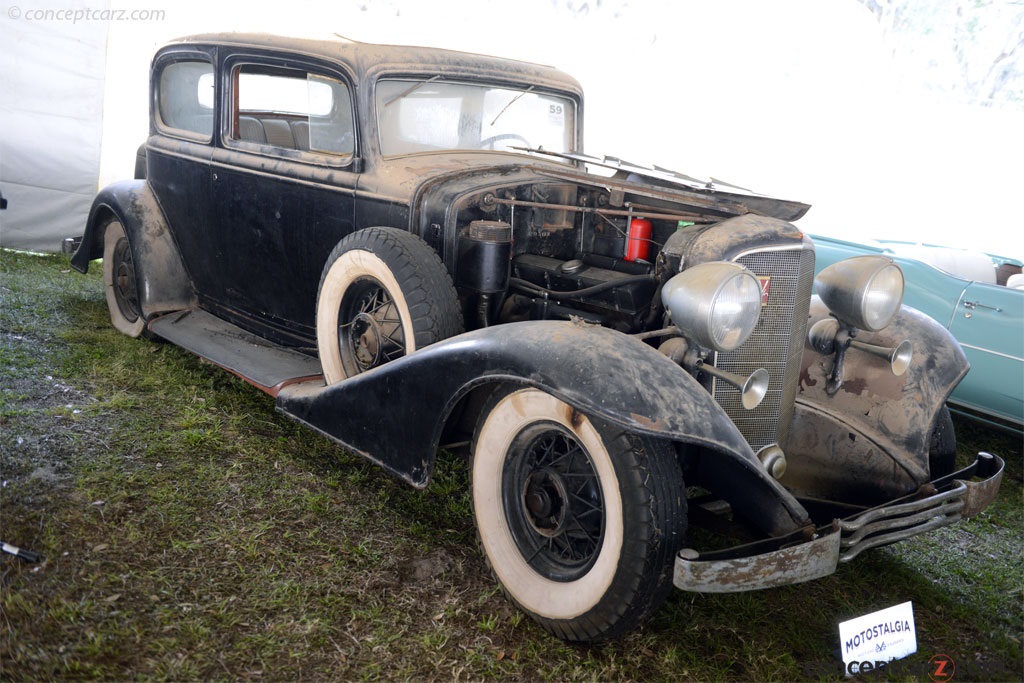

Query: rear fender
<box><xmin>72</xmin><ymin>181</ymin><xmax>194</xmax><ymax>317</ymax></box>
<box><xmin>784</xmin><ymin>298</ymin><xmax>969</xmax><ymax>504</ymax></box>
<box><xmin>277</xmin><ymin>320</ymin><xmax>811</xmax><ymax>536</ymax></box>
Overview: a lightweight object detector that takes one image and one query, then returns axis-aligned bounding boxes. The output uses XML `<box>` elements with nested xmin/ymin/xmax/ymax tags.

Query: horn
<box><xmin>849</xmin><ymin>339</ymin><xmax>913</xmax><ymax>376</ymax></box>
<box><xmin>699</xmin><ymin>363</ymin><xmax>770</xmax><ymax>410</ymax></box>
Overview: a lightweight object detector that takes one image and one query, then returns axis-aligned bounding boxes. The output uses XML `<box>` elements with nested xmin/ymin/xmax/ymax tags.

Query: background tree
<box><xmin>855</xmin><ymin>0</ymin><xmax>1024</xmax><ymax>107</ymax></box>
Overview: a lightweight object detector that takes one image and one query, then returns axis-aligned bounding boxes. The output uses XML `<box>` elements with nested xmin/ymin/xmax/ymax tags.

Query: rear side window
<box><xmin>157</xmin><ymin>60</ymin><xmax>214</xmax><ymax>139</ymax></box>
<box><xmin>230</xmin><ymin>65</ymin><xmax>354</xmax><ymax>157</ymax></box>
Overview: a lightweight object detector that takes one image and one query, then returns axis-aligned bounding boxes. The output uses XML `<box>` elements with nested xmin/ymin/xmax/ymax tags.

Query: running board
<box><xmin>149</xmin><ymin>309</ymin><xmax>323</xmax><ymax>395</ymax></box>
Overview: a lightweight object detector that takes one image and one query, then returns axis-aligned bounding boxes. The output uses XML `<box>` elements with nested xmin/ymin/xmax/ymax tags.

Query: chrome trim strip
<box><xmin>839</xmin><ymin>514</ymin><xmax>961</xmax><ymax>562</ymax></box>
<box><xmin>958</xmin><ymin>343</ymin><xmax>1024</xmax><ymax>363</ymax></box>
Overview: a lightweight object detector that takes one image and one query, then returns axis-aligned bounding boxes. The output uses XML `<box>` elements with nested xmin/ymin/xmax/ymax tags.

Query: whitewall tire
<box><xmin>316</xmin><ymin>227</ymin><xmax>462</xmax><ymax>383</ymax></box>
<box><xmin>471</xmin><ymin>386</ymin><xmax>688</xmax><ymax>642</ymax></box>
<box><xmin>102</xmin><ymin>219</ymin><xmax>147</xmax><ymax>338</ymax></box>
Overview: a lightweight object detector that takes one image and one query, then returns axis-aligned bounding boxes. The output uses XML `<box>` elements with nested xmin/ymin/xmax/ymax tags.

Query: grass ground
<box><xmin>1</xmin><ymin>250</ymin><xmax>1021</xmax><ymax>681</ymax></box>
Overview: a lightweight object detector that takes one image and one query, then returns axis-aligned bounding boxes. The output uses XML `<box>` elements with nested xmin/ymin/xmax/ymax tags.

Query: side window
<box><xmin>157</xmin><ymin>60</ymin><xmax>214</xmax><ymax>139</ymax></box>
<box><xmin>230</xmin><ymin>65</ymin><xmax>354</xmax><ymax>156</ymax></box>
<box><xmin>308</xmin><ymin>74</ymin><xmax>354</xmax><ymax>155</ymax></box>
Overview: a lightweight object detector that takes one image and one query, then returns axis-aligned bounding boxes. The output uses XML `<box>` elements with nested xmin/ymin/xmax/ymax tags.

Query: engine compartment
<box><xmin>450</xmin><ymin>178</ymin><xmax>718</xmax><ymax>332</ymax></box>
<box><xmin>444</xmin><ymin>173</ymin><xmax>818</xmax><ymax>458</ymax></box>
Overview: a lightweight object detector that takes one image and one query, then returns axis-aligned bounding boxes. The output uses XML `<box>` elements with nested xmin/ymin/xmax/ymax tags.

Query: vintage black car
<box><xmin>72</xmin><ymin>33</ymin><xmax>1004</xmax><ymax>642</ymax></box>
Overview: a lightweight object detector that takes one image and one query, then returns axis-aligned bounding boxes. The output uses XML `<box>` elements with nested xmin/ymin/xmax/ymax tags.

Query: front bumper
<box><xmin>674</xmin><ymin>452</ymin><xmax>1004</xmax><ymax>593</ymax></box>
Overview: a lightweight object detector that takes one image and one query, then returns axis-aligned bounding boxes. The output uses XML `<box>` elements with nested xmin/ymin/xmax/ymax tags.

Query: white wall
<box><xmin>8</xmin><ymin>0</ymin><xmax>1024</xmax><ymax>259</ymax></box>
<box><xmin>0</xmin><ymin>1</ymin><xmax>110</xmax><ymax>251</ymax></box>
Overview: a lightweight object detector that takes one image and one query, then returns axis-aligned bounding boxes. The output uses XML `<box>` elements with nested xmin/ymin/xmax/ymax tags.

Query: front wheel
<box><xmin>471</xmin><ymin>386</ymin><xmax>687</xmax><ymax>642</ymax></box>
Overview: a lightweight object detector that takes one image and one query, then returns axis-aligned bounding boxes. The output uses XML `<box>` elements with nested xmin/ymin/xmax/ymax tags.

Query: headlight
<box><xmin>815</xmin><ymin>255</ymin><xmax>904</xmax><ymax>331</ymax></box>
<box><xmin>662</xmin><ymin>262</ymin><xmax>761</xmax><ymax>352</ymax></box>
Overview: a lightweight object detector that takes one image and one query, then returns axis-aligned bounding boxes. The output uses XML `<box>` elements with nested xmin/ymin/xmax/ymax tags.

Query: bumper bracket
<box><xmin>674</xmin><ymin>452</ymin><xmax>1004</xmax><ymax>593</ymax></box>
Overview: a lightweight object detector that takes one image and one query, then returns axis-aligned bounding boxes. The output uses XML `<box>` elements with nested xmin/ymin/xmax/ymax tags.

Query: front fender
<box><xmin>72</xmin><ymin>181</ymin><xmax>194</xmax><ymax>317</ymax></box>
<box><xmin>277</xmin><ymin>320</ymin><xmax>810</xmax><ymax>534</ymax></box>
<box><xmin>783</xmin><ymin>298</ymin><xmax>969</xmax><ymax>504</ymax></box>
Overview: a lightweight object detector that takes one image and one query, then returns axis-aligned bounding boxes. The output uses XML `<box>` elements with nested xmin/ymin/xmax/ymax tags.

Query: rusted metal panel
<box><xmin>674</xmin><ymin>530</ymin><xmax>841</xmax><ymax>593</ymax></box>
<box><xmin>959</xmin><ymin>453</ymin><xmax>1005</xmax><ymax>517</ymax></box>
<box><xmin>675</xmin><ymin>452</ymin><xmax>1003</xmax><ymax>591</ymax></box>
<box><xmin>71</xmin><ymin>180</ymin><xmax>195</xmax><ymax>318</ymax></box>
<box><xmin>278</xmin><ymin>319</ymin><xmax>751</xmax><ymax>467</ymax></box>
<box><xmin>783</xmin><ymin>299</ymin><xmax>970</xmax><ymax>504</ymax></box>
<box><xmin>276</xmin><ymin>319</ymin><xmax>812</xmax><ymax>536</ymax></box>
<box><xmin>526</xmin><ymin>165</ymin><xmax>811</xmax><ymax>222</ymax></box>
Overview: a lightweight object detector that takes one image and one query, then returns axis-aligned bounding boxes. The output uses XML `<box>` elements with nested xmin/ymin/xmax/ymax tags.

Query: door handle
<box><xmin>963</xmin><ymin>300</ymin><xmax>1002</xmax><ymax>312</ymax></box>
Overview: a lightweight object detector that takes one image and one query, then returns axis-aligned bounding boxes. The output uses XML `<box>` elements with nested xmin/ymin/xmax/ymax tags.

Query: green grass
<box><xmin>1</xmin><ymin>250</ymin><xmax>1021</xmax><ymax>681</ymax></box>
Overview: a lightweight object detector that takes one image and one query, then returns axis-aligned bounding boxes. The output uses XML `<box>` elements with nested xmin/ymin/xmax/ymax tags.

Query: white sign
<box><xmin>838</xmin><ymin>601</ymin><xmax>917</xmax><ymax>676</ymax></box>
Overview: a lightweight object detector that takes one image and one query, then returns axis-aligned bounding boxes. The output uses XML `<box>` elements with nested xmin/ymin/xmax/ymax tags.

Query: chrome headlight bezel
<box><xmin>815</xmin><ymin>255</ymin><xmax>904</xmax><ymax>331</ymax></box>
<box><xmin>661</xmin><ymin>262</ymin><xmax>762</xmax><ymax>352</ymax></box>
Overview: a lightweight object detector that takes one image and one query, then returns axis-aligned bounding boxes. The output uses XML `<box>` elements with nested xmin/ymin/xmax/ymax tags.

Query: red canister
<box><xmin>625</xmin><ymin>218</ymin><xmax>652</xmax><ymax>262</ymax></box>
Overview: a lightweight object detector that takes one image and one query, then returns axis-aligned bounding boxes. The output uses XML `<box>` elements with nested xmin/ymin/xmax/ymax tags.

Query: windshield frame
<box><xmin>373</xmin><ymin>76</ymin><xmax>579</xmax><ymax>159</ymax></box>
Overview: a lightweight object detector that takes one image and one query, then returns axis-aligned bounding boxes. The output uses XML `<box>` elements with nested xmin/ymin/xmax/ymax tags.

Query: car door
<box><xmin>206</xmin><ymin>55</ymin><xmax>360</xmax><ymax>344</ymax></box>
<box><xmin>947</xmin><ymin>282</ymin><xmax>1024</xmax><ymax>424</ymax></box>
<box><xmin>145</xmin><ymin>48</ymin><xmax>219</xmax><ymax>302</ymax></box>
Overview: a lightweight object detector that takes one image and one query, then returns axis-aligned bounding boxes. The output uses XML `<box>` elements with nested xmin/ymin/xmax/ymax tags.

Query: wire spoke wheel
<box><xmin>472</xmin><ymin>386</ymin><xmax>687</xmax><ymax>642</ymax></box>
<box><xmin>316</xmin><ymin>227</ymin><xmax>463</xmax><ymax>383</ymax></box>
<box><xmin>112</xmin><ymin>237</ymin><xmax>141</xmax><ymax>323</ymax></box>
<box><xmin>102</xmin><ymin>219</ymin><xmax>147</xmax><ymax>338</ymax></box>
<box><xmin>339</xmin><ymin>278</ymin><xmax>408</xmax><ymax>372</ymax></box>
<box><xmin>503</xmin><ymin>425</ymin><xmax>605</xmax><ymax>581</ymax></box>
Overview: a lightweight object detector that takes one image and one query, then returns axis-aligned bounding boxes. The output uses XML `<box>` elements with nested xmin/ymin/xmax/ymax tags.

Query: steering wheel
<box><xmin>478</xmin><ymin>133</ymin><xmax>532</xmax><ymax>150</ymax></box>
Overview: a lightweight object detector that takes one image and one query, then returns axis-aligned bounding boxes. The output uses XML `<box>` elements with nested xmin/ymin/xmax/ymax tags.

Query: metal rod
<box><xmin>483</xmin><ymin>195</ymin><xmax>709</xmax><ymax>223</ymax></box>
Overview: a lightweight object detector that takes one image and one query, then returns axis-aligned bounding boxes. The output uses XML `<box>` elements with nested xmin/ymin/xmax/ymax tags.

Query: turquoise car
<box><xmin>813</xmin><ymin>235</ymin><xmax>1024</xmax><ymax>431</ymax></box>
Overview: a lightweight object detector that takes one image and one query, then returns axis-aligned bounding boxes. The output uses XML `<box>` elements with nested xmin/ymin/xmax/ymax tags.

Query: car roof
<box><xmin>165</xmin><ymin>32</ymin><xmax>584</xmax><ymax>96</ymax></box>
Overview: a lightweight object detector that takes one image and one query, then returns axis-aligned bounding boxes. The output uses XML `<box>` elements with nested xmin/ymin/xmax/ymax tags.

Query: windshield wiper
<box><xmin>490</xmin><ymin>85</ymin><xmax>534</xmax><ymax>126</ymax></box>
<box><xmin>383</xmin><ymin>75</ymin><xmax>441</xmax><ymax>107</ymax></box>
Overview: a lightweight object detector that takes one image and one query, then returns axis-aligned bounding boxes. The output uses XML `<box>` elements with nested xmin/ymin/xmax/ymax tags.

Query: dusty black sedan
<box><xmin>72</xmin><ymin>33</ymin><xmax>1003</xmax><ymax>642</ymax></box>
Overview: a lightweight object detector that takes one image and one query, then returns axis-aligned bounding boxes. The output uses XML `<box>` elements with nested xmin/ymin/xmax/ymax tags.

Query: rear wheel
<box><xmin>471</xmin><ymin>386</ymin><xmax>687</xmax><ymax>642</ymax></box>
<box><xmin>102</xmin><ymin>219</ymin><xmax>146</xmax><ymax>338</ymax></box>
<box><xmin>316</xmin><ymin>227</ymin><xmax>462</xmax><ymax>383</ymax></box>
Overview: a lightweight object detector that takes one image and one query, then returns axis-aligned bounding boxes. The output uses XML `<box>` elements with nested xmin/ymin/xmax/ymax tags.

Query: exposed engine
<box><xmin>446</xmin><ymin>170</ymin><xmax>816</xmax><ymax>458</ymax></box>
<box><xmin>450</xmin><ymin>179</ymin><xmax>697</xmax><ymax>331</ymax></box>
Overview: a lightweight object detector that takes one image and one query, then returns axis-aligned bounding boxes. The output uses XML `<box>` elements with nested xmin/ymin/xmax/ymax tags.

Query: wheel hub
<box><xmin>351</xmin><ymin>311</ymin><xmax>383</xmax><ymax>369</ymax></box>
<box><xmin>523</xmin><ymin>469</ymin><xmax>569</xmax><ymax>537</ymax></box>
<box><xmin>502</xmin><ymin>426</ymin><xmax>606</xmax><ymax>581</ymax></box>
<box><xmin>112</xmin><ymin>239</ymin><xmax>140</xmax><ymax>321</ymax></box>
<box><xmin>116</xmin><ymin>263</ymin><xmax>133</xmax><ymax>299</ymax></box>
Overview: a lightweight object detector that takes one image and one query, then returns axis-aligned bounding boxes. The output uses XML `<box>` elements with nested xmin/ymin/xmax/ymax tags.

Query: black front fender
<box><xmin>784</xmin><ymin>298</ymin><xmax>970</xmax><ymax>504</ymax></box>
<box><xmin>71</xmin><ymin>181</ymin><xmax>194</xmax><ymax>317</ymax></box>
<box><xmin>277</xmin><ymin>320</ymin><xmax>810</xmax><ymax>535</ymax></box>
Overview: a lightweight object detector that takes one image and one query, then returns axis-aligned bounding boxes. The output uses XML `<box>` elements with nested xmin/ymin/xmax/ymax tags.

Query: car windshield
<box><xmin>376</xmin><ymin>79</ymin><xmax>575</xmax><ymax>157</ymax></box>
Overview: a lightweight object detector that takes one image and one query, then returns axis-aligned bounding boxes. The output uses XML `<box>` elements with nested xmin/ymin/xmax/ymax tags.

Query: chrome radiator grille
<box><xmin>713</xmin><ymin>247</ymin><xmax>815</xmax><ymax>452</ymax></box>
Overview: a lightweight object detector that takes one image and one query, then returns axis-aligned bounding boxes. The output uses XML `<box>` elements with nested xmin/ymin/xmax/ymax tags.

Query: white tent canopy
<box><xmin>0</xmin><ymin>6</ymin><xmax>109</xmax><ymax>252</ymax></box>
<box><xmin>1</xmin><ymin>0</ymin><xmax>1021</xmax><ymax>259</ymax></box>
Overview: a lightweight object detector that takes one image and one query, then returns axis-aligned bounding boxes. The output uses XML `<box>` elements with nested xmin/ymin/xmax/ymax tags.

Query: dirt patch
<box><xmin>400</xmin><ymin>548</ymin><xmax>459</xmax><ymax>583</ymax></box>
<box><xmin>2</xmin><ymin>370</ymin><xmax>98</xmax><ymax>485</ymax></box>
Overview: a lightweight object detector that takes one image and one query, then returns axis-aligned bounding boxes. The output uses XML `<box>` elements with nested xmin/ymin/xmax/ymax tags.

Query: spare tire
<box><xmin>316</xmin><ymin>227</ymin><xmax>463</xmax><ymax>383</ymax></box>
